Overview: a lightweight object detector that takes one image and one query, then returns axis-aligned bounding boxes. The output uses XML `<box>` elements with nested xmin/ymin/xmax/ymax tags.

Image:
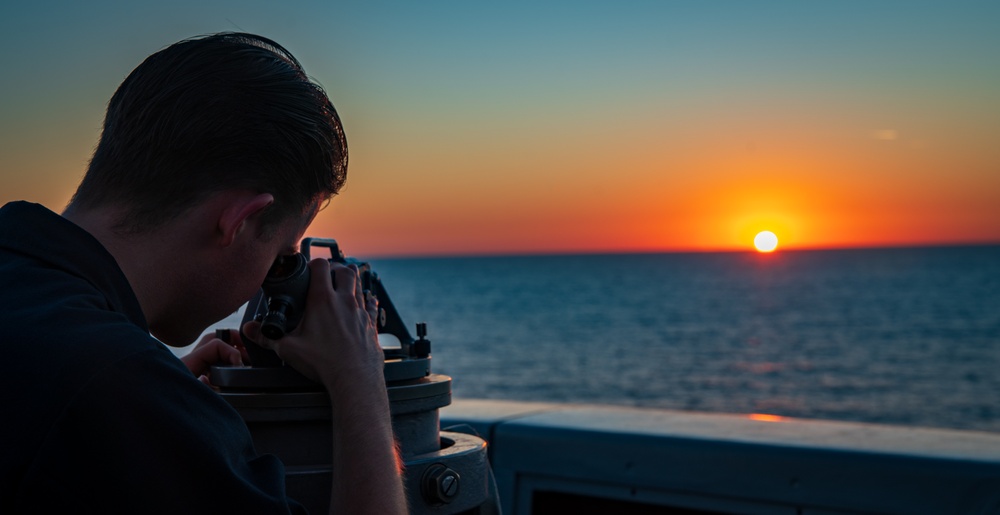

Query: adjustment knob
<box><xmin>412</xmin><ymin>322</ymin><xmax>431</xmax><ymax>358</ymax></box>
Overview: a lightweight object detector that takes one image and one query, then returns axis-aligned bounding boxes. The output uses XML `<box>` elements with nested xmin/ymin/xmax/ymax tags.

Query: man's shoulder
<box><xmin>0</xmin><ymin>201</ymin><xmax>149</xmax><ymax>331</ymax></box>
<box><xmin>0</xmin><ymin>249</ymin><xmax>161</xmax><ymax>378</ymax></box>
<box><xmin>0</xmin><ymin>224</ymin><xmax>185</xmax><ymax>461</ymax></box>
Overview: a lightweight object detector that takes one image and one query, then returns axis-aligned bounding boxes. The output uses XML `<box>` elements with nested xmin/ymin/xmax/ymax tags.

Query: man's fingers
<box><xmin>366</xmin><ymin>291</ymin><xmax>378</xmax><ymax>328</ymax></box>
<box><xmin>348</xmin><ymin>265</ymin><xmax>364</xmax><ymax>310</ymax></box>
<box><xmin>208</xmin><ymin>339</ymin><xmax>243</xmax><ymax>366</ymax></box>
<box><xmin>181</xmin><ymin>338</ymin><xmax>243</xmax><ymax>379</ymax></box>
<box><xmin>192</xmin><ymin>331</ymin><xmax>216</xmax><ymax>350</ymax></box>
<box><xmin>242</xmin><ymin>320</ymin><xmax>279</xmax><ymax>352</ymax></box>
<box><xmin>331</xmin><ymin>263</ymin><xmax>361</xmax><ymax>305</ymax></box>
<box><xmin>307</xmin><ymin>258</ymin><xmax>334</xmax><ymax>303</ymax></box>
<box><xmin>225</xmin><ymin>329</ymin><xmax>251</xmax><ymax>363</ymax></box>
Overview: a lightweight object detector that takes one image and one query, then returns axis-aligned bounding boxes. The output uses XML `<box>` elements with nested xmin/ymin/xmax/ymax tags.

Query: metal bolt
<box><xmin>422</xmin><ymin>464</ymin><xmax>461</xmax><ymax>505</ymax></box>
<box><xmin>440</xmin><ymin>474</ymin><xmax>458</xmax><ymax>497</ymax></box>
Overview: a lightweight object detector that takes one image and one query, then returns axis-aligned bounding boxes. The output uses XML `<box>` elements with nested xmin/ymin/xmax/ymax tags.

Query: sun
<box><xmin>754</xmin><ymin>231</ymin><xmax>779</xmax><ymax>253</ymax></box>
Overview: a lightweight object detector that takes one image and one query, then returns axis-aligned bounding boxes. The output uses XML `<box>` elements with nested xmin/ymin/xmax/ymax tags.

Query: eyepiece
<box><xmin>267</xmin><ymin>254</ymin><xmax>304</xmax><ymax>280</ymax></box>
<box><xmin>260</xmin><ymin>253</ymin><xmax>311</xmax><ymax>339</ymax></box>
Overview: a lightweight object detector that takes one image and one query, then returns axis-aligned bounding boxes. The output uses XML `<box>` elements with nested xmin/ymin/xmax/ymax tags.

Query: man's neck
<box><xmin>62</xmin><ymin>204</ymin><xmax>199</xmax><ymax>345</ymax></box>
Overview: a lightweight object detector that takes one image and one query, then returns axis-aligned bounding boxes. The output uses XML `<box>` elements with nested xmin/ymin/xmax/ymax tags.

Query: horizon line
<box><xmin>358</xmin><ymin>240</ymin><xmax>1000</xmax><ymax>261</ymax></box>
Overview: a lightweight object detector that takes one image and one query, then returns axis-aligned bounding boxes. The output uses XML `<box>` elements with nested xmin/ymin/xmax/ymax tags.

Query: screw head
<box><xmin>421</xmin><ymin>464</ymin><xmax>461</xmax><ymax>505</ymax></box>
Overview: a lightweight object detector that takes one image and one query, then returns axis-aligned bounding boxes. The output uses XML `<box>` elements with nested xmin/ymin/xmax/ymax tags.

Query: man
<box><xmin>0</xmin><ymin>33</ymin><xmax>407</xmax><ymax>514</ymax></box>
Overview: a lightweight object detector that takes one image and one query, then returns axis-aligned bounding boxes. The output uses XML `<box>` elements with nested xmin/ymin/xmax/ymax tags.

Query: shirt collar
<box><xmin>0</xmin><ymin>201</ymin><xmax>149</xmax><ymax>331</ymax></box>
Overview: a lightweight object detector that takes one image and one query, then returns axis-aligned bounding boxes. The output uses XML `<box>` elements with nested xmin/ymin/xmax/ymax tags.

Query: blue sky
<box><xmin>3</xmin><ymin>1</ymin><xmax>999</xmax><ymax>255</ymax></box>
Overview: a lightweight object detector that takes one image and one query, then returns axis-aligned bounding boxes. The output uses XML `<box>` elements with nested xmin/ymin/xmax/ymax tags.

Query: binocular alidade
<box><xmin>240</xmin><ymin>238</ymin><xmax>428</xmax><ymax>371</ymax></box>
<box><xmin>258</xmin><ymin>251</ymin><xmax>311</xmax><ymax>341</ymax></box>
<box><xmin>257</xmin><ymin>240</ymin><xmax>378</xmax><ymax>340</ymax></box>
<box><xmin>209</xmin><ymin>238</ymin><xmax>497</xmax><ymax>515</ymax></box>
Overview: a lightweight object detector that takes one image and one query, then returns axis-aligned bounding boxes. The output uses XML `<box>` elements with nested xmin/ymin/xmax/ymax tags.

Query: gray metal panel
<box><xmin>441</xmin><ymin>400</ymin><xmax>1000</xmax><ymax>515</ymax></box>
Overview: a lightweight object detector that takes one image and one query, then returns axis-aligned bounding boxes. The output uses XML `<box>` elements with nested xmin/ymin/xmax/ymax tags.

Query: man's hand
<box><xmin>242</xmin><ymin>258</ymin><xmax>407</xmax><ymax>515</ymax></box>
<box><xmin>241</xmin><ymin>259</ymin><xmax>383</xmax><ymax>391</ymax></box>
<box><xmin>181</xmin><ymin>330</ymin><xmax>248</xmax><ymax>385</ymax></box>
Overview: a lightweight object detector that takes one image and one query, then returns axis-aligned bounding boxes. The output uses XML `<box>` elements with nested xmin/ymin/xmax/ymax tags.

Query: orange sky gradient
<box><xmin>2</xmin><ymin>2</ymin><xmax>998</xmax><ymax>258</ymax></box>
<box><xmin>320</xmin><ymin>93</ymin><xmax>1000</xmax><ymax>256</ymax></box>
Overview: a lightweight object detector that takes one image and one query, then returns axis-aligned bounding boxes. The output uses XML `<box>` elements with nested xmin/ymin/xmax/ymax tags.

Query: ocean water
<box><xmin>207</xmin><ymin>245</ymin><xmax>1000</xmax><ymax>433</ymax></box>
<box><xmin>361</xmin><ymin>245</ymin><xmax>1000</xmax><ymax>433</ymax></box>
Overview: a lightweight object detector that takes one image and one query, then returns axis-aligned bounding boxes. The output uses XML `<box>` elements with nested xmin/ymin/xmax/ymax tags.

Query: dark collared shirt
<box><xmin>0</xmin><ymin>201</ymin><xmax>304</xmax><ymax>514</ymax></box>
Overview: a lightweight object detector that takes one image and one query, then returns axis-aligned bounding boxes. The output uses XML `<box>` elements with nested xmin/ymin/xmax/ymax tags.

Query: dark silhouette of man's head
<box><xmin>71</xmin><ymin>32</ymin><xmax>346</xmax><ymax>234</ymax></box>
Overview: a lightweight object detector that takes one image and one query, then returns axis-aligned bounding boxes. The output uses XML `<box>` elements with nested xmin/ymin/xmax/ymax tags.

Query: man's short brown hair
<box><xmin>72</xmin><ymin>32</ymin><xmax>347</xmax><ymax>232</ymax></box>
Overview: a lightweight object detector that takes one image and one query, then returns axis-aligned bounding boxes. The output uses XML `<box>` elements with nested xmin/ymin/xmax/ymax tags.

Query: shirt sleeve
<box><xmin>18</xmin><ymin>347</ymin><xmax>309</xmax><ymax>515</ymax></box>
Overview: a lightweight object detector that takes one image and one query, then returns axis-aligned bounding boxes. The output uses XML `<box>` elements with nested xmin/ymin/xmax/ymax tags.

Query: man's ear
<box><xmin>218</xmin><ymin>193</ymin><xmax>274</xmax><ymax>247</ymax></box>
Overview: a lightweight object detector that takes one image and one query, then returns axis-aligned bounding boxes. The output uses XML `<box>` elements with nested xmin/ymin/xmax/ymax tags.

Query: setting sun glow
<box><xmin>754</xmin><ymin>231</ymin><xmax>779</xmax><ymax>253</ymax></box>
<box><xmin>2</xmin><ymin>4</ymin><xmax>1000</xmax><ymax>258</ymax></box>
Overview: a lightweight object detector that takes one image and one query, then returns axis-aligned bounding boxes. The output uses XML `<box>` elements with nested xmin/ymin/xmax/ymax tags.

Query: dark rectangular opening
<box><xmin>532</xmin><ymin>490</ymin><xmax>732</xmax><ymax>515</ymax></box>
